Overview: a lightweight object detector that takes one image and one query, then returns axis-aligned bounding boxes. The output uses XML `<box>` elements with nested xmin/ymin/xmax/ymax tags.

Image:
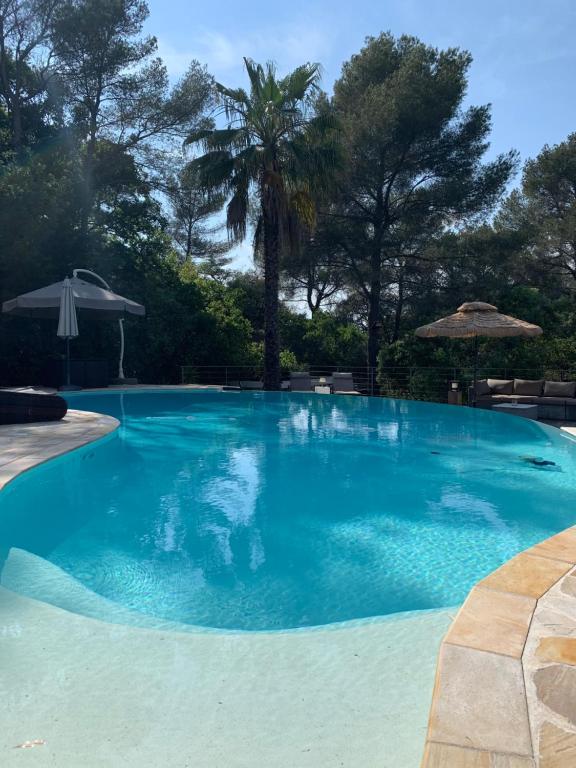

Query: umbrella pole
<box><xmin>66</xmin><ymin>337</ymin><xmax>71</xmax><ymax>386</ymax></box>
<box><xmin>60</xmin><ymin>336</ymin><xmax>81</xmax><ymax>391</ymax></box>
<box><xmin>472</xmin><ymin>335</ymin><xmax>479</xmax><ymax>408</ymax></box>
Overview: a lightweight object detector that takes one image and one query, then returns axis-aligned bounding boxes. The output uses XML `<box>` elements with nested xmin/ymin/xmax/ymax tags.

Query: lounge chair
<box><xmin>238</xmin><ymin>380</ymin><xmax>264</xmax><ymax>390</ymax></box>
<box><xmin>289</xmin><ymin>372</ymin><xmax>312</xmax><ymax>391</ymax></box>
<box><xmin>0</xmin><ymin>390</ymin><xmax>68</xmax><ymax>425</ymax></box>
<box><xmin>332</xmin><ymin>372</ymin><xmax>360</xmax><ymax>395</ymax></box>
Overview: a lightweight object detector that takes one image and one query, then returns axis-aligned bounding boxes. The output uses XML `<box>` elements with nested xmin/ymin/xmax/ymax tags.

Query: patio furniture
<box><xmin>238</xmin><ymin>380</ymin><xmax>264</xmax><ymax>390</ymax></box>
<box><xmin>492</xmin><ymin>403</ymin><xmax>539</xmax><ymax>420</ymax></box>
<box><xmin>332</xmin><ymin>372</ymin><xmax>360</xmax><ymax>395</ymax></box>
<box><xmin>314</xmin><ymin>385</ymin><xmax>331</xmax><ymax>394</ymax></box>
<box><xmin>0</xmin><ymin>390</ymin><xmax>68</xmax><ymax>425</ymax></box>
<box><xmin>472</xmin><ymin>379</ymin><xmax>576</xmax><ymax>420</ymax></box>
<box><xmin>289</xmin><ymin>372</ymin><xmax>312</xmax><ymax>391</ymax></box>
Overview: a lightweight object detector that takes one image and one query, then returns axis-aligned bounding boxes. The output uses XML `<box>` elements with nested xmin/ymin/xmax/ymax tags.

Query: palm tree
<box><xmin>186</xmin><ymin>58</ymin><xmax>338</xmax><ymax>389</ymax></box>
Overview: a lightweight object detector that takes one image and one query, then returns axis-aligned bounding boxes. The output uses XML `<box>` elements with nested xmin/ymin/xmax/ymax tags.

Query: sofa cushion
<box><xmin>543</xmin><ymin>381</ymin><xmax>576</xmax><ymax>398</ymax></box>
<box><xmin>487</xmin><ymin>378</ymin><xmax>514</xmax><ymax>394</ymax></box>
<box><xmin>514</xmin><ymin>379</ymin><xmax>543</xmax><ymax>396</ymax></box>
<box><xmin>535</xmin><ymin>396</ymin><xmax>572</xmax><ymax>405</ymax></box>
<box><xmin>489</xmin><ymin>394</ymin><xmax>539</xmax><ymax>403</ymax></box>
<box><xmin>475</xmin><ymin>379</ymin><xmax>491</xmax><ymax>396</ymax></box>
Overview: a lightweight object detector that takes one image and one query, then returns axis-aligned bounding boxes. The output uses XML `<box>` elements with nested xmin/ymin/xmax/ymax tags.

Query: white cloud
<box><xmin>157</xmin><ymin>22</ymin><xmax>335</xmax><ymax>83</ymax></box>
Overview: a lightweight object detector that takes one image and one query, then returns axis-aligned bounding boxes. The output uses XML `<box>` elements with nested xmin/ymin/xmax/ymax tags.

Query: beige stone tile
<box><xmin>479</xmin><ymin>553</ymin><xmax>572</xmax><ymax>599</ymax></box>
<box><xmin>445</xmin><ymin>587</ymin><xmax>535</xmax><ymax>658</ymax></box>
<box><xmin>560</xmin><ymin>574</ymin><xmax>576</xmax><ymax>599</ymax></box>
<box><xmin>536</xmin><ymin>637</ymin><xmax>576</xmax><ymax>666</ymax></box>
<box><xmin>490</xmin><ymin>755</ymin><xmax>534</xmax><ymax>767</ymax></box>
<box><xmin>530</xmin><ymin>528</ymin><xmax>576</xmax><ymax>564</ymax></box>
<box><xmin>423</xmin><ymin>742</ymin><xmax>490</xmax><ymax>767</ymax></box>
<box><xmin>428</xmin><ymin>644</ymin><xmax>532</xmax><ymax>754</ymax></box>
<box><xmin>538</xmin><ymin>721</ymin><xmax>576</xmax><ymax>767</ymax></box>
<box><xmin>533</xmin><ymin>665</ymin><xmax>576</xmax><ymax>725</ymax></box>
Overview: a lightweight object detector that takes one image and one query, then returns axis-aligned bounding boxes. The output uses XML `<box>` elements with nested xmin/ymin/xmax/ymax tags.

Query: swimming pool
<box><xmin>1</xmin><ymin>390</ymin><xmax>576</xmax><ymax>631</ymax></box>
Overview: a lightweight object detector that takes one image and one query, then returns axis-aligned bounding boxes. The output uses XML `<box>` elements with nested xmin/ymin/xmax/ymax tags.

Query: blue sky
<box><xmin>145</xmin><ymin>0</ymin><xmax>576</xmax><ymax>269</ymax></box>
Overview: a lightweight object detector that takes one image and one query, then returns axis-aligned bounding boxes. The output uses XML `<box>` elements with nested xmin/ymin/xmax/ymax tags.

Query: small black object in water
<box><xmin>522</xmin><ymin>456</ymin><xmax>557</xmax><ymax>467</ymax></box>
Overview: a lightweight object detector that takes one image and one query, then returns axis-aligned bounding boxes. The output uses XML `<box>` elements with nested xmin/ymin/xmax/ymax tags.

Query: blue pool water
<box><xmin>1</xmin><ymin>390</ymin><xmax>576</xmax><ymax>631</ymax></box>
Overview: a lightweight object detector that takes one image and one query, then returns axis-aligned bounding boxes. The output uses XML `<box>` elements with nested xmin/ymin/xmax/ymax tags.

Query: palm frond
<box><xmin>206</xmin><ymin>128</ymin><xmax>249</xmax><ymax>151</ymax></box>
<box><xmin>216</xmin><ymin>83</ymin><xmax>250</xmax><ymax>104</ymax></box>
<box><xmin>187</xmin><ymin>150</ymin><xmax>235</xmax><ymax>191</ymax></box>
<box><xmin>290</xmin><ymin>189</ymin><xmax>317</xmax><ymax>231</ymax></box>
<box><xmin>184</xmin><ymin>128</ymin><xmax>213</xmax><ymax>147</ymax></box>
<box><xmin>281</xmin><ymin>63</ymin><xmax>322</xmax><ymax>103</ymax></box>
<box><xmin>227</xmin><ymin>185</ymin><xmax>249</xmax><ymax>241</ymax></box>
<box><xmin>243</xmin><ymin>57</ymin><xmax>267</xmax><ymax>99</ymax></box>
<box><xmin>233</xmin><ymin>145</ymin><xmax>263</xmax><ymax>178</ymax></box>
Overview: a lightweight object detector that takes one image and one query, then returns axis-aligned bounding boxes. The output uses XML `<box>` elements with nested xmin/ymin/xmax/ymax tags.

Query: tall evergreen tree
<box><xmin>0</xmin><ymin>0</ymin><xmax>59</xmax><ymax>156</ymax></box>
<box><xmin>51</xmin><ymin>0</ymin><xmax>213</xmax><ymax>253</ymax></box>
<box><xmin>165</xmin><ymin>165</ymin><xmax>232</xmax><ymax>278</ymax></box>
<box><xmin>331</xmin><ymin>33</ymin><xmax>517</xmax><ymax>370</ymax></box>
<box><xmin>498</xmin><ymin>133</ymin><xmax>576</xmax><ymax>292</ymax></box>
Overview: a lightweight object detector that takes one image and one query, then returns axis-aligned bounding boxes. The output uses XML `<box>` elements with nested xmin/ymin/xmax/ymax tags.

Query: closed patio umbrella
<box><xmin>56</xmin><ymin>278</ymin><xmax>79</xmax><ymax>390</ymax></box>
<box><xmin>415</xmin><ymin>302</ymin><xmax>543</xmax><ymax>403</ymax></box>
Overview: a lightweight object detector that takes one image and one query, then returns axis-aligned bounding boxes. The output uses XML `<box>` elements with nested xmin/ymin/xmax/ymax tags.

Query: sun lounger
<box><xmin>332</xmin><ymin>373</ymin><xmax>360</xmax><ymax>395</ymax></box>
<box><xmin>289</xmin><ymin>372</ymin><xmax>313</xmax><ymax>391</ymax></box>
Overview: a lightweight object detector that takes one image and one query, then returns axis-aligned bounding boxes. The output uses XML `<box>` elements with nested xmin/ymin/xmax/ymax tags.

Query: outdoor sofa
<box><xmin>0</xmin><ymin>390</ymin><xmax>68</xmax><ymax>425</ymax></box>
<box><xmin>472</xmin><ymin>378</ymin><xmax>576</xmax><ymax>420</ymax></box>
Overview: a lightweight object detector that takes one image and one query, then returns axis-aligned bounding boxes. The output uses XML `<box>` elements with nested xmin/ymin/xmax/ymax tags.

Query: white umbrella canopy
<box><xmin>2</xmin><ymin>276</ymin><xmax>145</xmax><ymax>318</ymax></box>
<box><xmin>415</xmin><ymin>302</ymin><xmax>543</xmax><ymax>404</ymax></box>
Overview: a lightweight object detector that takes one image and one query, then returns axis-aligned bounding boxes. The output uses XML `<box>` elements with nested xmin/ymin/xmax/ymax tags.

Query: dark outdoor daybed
<box><xmin>0</xmin><ymin>390</ymin><xmax>68</xmax><ymax>425</ymax></box>
<box><xmin>472</xmin><ymin>378</ymin><xmax>576</xmax><ymax>420</ymax></box>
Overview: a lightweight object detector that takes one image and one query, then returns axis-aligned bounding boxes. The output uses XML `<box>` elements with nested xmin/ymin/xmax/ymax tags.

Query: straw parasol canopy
<box><xmin>415</xmin><ymin>302</ymin><xmax>543</xmax><ymax>340</ymax></box>
<box><xmin>415</xmin><ymin>302</ymin><xmax>543</xmax><ymax>403</ymax></box>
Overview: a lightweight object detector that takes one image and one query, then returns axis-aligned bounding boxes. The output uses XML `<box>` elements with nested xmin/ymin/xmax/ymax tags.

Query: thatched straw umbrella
<box><xmin>415</xmin><ymin>302</ymin><xmax>543</xmax><ymax>403</ymax></box>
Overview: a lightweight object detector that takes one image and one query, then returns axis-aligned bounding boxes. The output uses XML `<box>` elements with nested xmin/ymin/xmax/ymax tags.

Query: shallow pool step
<box><xmin>0</xmin><ymin>547</ymin><xmax>201</xmax><ymax>633</ymax></box>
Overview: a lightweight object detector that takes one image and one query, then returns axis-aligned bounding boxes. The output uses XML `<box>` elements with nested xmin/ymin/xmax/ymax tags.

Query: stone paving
<box><xmin>0</xmin><ymin>409</ymin><xmax>119</xmax><ymax>490</ymax></box>
<box><xmin>421</xmin><ymin>527</ymin><xmax>576</xmax><ymax>767</ymax></box>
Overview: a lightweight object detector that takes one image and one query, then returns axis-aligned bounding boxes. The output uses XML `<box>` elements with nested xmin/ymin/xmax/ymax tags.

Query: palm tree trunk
<box><xmin>262</xmin><ymin>195</ymin><xmax>281</xmax><ymax>390</ymax></box>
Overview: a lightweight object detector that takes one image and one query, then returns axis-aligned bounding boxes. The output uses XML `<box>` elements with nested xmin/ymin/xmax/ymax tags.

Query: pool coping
<box><xmin>0</xmin><ymin>409</ymin><xmax>119</xmax><ymax>491</ymax></box>
<box><xmin>2</xmin><ymin>393</ymin><xmax>576</xmax><ymax>765</ymax></box>
<box><xmin>421</xmin><ymin>500</ymin><xmax>576</xmax><ymax>763</ymax></box>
